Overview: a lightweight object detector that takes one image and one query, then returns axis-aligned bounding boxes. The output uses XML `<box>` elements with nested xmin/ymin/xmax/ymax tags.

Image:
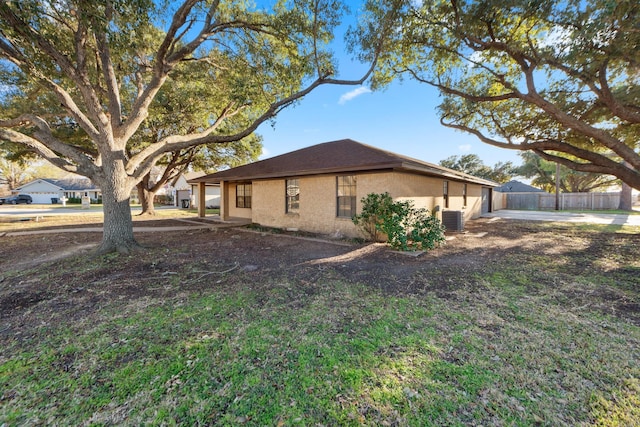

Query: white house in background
<box><xmin>14</xmin><ymin>178</ymin><xmax>101</xmax><ymax>204</ymax></box>
<box><xmin>169</xmin><ymin>171</ymin><xmax>220</xmax><ymax>208</ymax></box>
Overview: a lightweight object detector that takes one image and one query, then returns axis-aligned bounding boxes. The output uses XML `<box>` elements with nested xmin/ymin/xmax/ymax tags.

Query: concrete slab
<box><xmin>483</xmin><ymin>210</ymin><xmax>640</xmax><ymax>226</ymax></box>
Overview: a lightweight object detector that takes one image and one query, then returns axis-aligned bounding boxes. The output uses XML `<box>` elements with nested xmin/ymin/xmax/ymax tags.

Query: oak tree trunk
<box><xmin>96</xmin><ymin>168</ymin><xmax>139</xmax><ymax>254</ymax></box>
<box><xmin>137</xmin><ymin>181</ymin><xmax>157</xmax><ymax>216</ymax></box>
<box><xmin>618</xmin><ymin>181</ymin><xmax>633</xmax><ymax>211</ymax></box>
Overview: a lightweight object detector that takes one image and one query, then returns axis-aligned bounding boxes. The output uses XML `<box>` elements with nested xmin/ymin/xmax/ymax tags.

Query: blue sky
<box><xmin>256</xmin><ymin>78</ymin><xmax>525</xmax><ymax>168</ymax></box>
<box><xmin>253</xmin><ymin>5</ymin><xmax>525</xmax><ymax>170</ymax></box>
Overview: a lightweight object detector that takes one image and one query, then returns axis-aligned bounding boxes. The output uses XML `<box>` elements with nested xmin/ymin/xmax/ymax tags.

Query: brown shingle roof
<box><xmin>189</xmin><ymin>139</ymin><xmax>498</xmax><ymax>186</ymax></box>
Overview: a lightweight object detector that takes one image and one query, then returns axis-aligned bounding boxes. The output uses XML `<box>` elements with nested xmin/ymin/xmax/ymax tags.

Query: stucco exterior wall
<box><xmin>227</xmin><ymin>171</ymin><xmax>488</xmax><ymax>237</ymax></box>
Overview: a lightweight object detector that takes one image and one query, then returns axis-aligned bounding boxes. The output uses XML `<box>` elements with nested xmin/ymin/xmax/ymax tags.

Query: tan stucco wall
<box><xmin>224</xmin><ymin>172</ymin><xmax>487</xmax><ymax>236</ymax></box>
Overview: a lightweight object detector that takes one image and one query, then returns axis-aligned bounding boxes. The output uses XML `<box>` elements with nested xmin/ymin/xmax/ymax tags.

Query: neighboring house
<box><xmin>495</xmin><ymin>180</ymin><xmax>547</xmax><ymax>193</ymax></box>
<box><xmin>169</xmin><ymin>171</ymin><xmax>220</xmax><ymax>208</ymax></box>
<box><xmin>494</xmin><ymin>180</ymin><xmax>553</xmax><ymax>210</ymax></box>
<box><xmin>189</xmin><ymin>139</ymin><xmax>498</xmax><ymax>237</ymax></box>
<box><xmin>13</xmin><ymin>178</ymin><xmax>101</xmax><ymax>204</ymax></box>
<box><xmin>168</xmin><ymin>172</ymin><xmax>193</xmax><ymax>208</ymax></box>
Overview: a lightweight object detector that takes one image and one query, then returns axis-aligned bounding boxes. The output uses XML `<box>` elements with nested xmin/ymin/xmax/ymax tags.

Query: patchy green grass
<box><xmin>533</xmin><ymin>221</ymin><xmax>640</xmax><ymax>235</ymax></box>
<box><xmin>557</xmin><ymin>209</ymin><xmax>640</xmax><ymax>216</ymax></box>
<box><xmin>1</xmin><ymin>220</ymin><xmax>639</xmax><ymax>426</ymax></box>
<box><xmin>185</xmin><ymin>207</ymin><xmax>220</xmax><ymax>215</ymax></box>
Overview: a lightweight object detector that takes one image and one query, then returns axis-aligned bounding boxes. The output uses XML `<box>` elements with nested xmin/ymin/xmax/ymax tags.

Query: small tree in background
<box><xmin>439</xmin><ymin>154</ymin><xmax>517</xmax><ymax>184</ymax></box>
<box><xmin>517</xmin><ymin>152</ymin><xmax>618</xmax><ymax>193</ymax></box>
<box><xmin>353</xmin><ymin>193</ymin><xmax>445</xmax><ymax>251</ymax></box>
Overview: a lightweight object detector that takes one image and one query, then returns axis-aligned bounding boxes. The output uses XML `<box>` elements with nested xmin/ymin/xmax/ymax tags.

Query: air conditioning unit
<box><xmin>442</xmin><ymin>210</ymin><xmax>464</xmax><ymax>232</ymax></box>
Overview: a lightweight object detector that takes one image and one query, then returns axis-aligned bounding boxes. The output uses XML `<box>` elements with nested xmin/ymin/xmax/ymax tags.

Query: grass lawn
<box><xmin>0</xmin><ymin>219</ymin><xmax>638</xmax><ymax>426</ymax></box>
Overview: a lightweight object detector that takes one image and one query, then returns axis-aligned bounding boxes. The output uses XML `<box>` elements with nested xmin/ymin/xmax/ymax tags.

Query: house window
<box><xmin>463</xmin><ymin>183</ymin><xmax>467</xmax><ymax>207</ymax></box>
<box><xmin>286</xmin><ymin>179</ymin><xmax>300</xmax><ymax>213</ymax></box>
<box><xmin>443</xmin><ymin>180</ymin><xmax>449</xmax><ymax>208</ymax></box>
<box><xmin>337</xmin><ymin>175</ymin><xmax>357</xmax><ymax>218</ymax></box>
<box><xmin>236</xmin><ymin>183</ymin><xmax>252</xmax><ymax>208</ymax></box>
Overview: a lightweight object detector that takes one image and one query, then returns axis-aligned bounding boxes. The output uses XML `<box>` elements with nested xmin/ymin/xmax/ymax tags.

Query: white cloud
<box><xmin>259</xmin><ymin>147</ymin><xmax>271</xmax><ymax>160</ymax></box>
<box><xmin>338</xmin><ymin>86</ymin><xmax>371</xmax><ymax>105</ymax></box>
<box><xmin>458</xmin><ymin>144</ymin><xmax>472</xmax><ymax>152</ymax></box>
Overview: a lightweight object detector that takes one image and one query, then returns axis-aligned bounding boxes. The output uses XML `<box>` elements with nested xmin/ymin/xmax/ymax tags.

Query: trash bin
<box><xmin>181</xmin><ymin>199</ymin><xmax>190</xmax><ymax>208</ymax></box>
<box><xmin>51</xmin><ymin>197</ymin><xmax>59</xmax><ymax>204</ymax></box>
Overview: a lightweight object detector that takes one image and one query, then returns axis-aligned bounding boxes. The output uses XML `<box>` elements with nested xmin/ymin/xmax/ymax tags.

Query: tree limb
<box><xmin>441</xmin><ymin>117</ymin><xmax>640</xmax><ymax>187</ymax></box>
<box><xmin>92</xmin><ymin>2</ymin><xmax>123</xmax><ymax>132</ymax></box>
<box><xmin>0</xmin><ymin>126</ymin><xmax>96</xmax><ymax>176</ymax></box>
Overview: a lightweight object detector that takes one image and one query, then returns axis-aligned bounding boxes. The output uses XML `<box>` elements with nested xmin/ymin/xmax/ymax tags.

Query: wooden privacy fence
<box><xmin>495</xmin><ymin>192</ymin><xmax>621</xmax><ymax>211</ymax></box>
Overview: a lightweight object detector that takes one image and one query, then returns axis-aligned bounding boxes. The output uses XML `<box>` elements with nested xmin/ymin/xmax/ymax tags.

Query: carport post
<box><xmin>555</xmin><ymin>162</ymin><xmax>560</xmax><ymax>211</ymax></box>
<box><xmin>197</xmin><ymin>182</ymin><xmax>206</xmax><ymax>218</ymax></box>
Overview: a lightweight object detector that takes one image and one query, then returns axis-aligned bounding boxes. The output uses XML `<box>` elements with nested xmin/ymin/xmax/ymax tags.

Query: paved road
<box><xmin>0</xmin><ymin>204</ymin><xmax>179</xmax><ymax>216</ymax></box>
<box><xmin>484</xmin><ymin>209</ymin><xmax>640</xmax><ymax>226</ymax></box>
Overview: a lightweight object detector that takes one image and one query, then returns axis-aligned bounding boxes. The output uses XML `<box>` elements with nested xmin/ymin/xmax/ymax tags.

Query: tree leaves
<box><xmin>355</xmin><ymin>0</ymin><xmax>640</xmax><ymax>190</ymax></box>
<box><xmin>1</xmin><ymin>0</ymin><xmax>389</xmax><ymax>251</ymax></box>
<box><xmin>439</xmin><ymin>154</ymin><xmax>517</xmax><ymax>184</ymax></box>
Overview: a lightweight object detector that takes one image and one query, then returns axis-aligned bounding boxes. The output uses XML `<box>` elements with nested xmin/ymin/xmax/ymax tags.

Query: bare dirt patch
<box><xmin>0</xmin><ymin>218</ymin><xmax>638</xmax><ymax>343</ymax></box>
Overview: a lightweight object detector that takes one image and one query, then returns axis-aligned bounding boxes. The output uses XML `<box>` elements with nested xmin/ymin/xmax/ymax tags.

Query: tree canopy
<box><xmin>0</xmin><ymin>0</ymin><xmax>393</xmax><ymax>253</ymax></box>
<box><xmin>517</xmin><ymin>152</ymin><xmax>618</xmax><ymax>193</ymax></box>
<box><xmin>354</xmin><ymin>0</ymin><xmax>640</xmax><ymax>190</ymax></box>
<box><xmin>439</xmin><ymin>153</ymin><xmax>516</xmax><ymax>183</ymax></box>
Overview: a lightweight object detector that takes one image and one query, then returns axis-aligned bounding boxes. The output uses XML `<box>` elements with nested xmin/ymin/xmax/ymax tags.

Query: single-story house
<box><xmin>189</xmin><ymin>139</ymin><xmax>498</xmax><ymax>237</ymax></box>
<box><xmin>13</xmin><ymin>178</ymin><xmax>101</xmax><ymax>204</ymax></box>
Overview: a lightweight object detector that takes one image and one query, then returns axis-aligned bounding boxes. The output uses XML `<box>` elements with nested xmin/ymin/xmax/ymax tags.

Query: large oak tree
<box><xmin>354</xmin><ymin>0</ymin><xmax>640</xmax><ymax>194</ymax></box>
<box><xmin>0</xmin><ymin>0</ymin><xmax>392</xmax><ymax>253</ymax></box>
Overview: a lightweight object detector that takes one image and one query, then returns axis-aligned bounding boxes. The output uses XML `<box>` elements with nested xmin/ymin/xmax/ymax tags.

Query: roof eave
<box><xmin>190</xmin><ymin>162</ymin><xmax>498</xmax><ymax>187</ymax></box>
<box><xmin>400</xmin><ymin>162</ymin><xmax>499</xmax><ymax>187</ymax></box>
<box><xmin>188</xmin><ymin>163</ymin><xmax>402</xmax><ymax>184</ymax></box>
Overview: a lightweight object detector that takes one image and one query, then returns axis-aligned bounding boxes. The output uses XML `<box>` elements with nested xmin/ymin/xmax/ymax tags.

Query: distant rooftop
<box><xmin>495</xmin><ymin>180</ymin><xmax>547</xmax><ymax>193</ymax></box>
<box><xmin>42</xmin><ymin>178</ymin><xmax>99</xmax><ymax>191</ymax></box>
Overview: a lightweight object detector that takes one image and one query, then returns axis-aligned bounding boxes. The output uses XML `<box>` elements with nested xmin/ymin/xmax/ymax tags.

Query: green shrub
<box><xmin>353</xmin><ymin>192</ymin><xmax>445</xmax><ymax>251</ymax></box>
